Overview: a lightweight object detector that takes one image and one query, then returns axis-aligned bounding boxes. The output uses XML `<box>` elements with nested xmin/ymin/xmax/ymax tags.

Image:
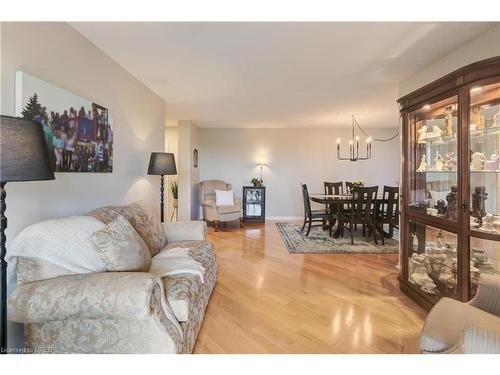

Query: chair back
<box><xmin>379</xmin><ymin>185</ymin><xmax>399</xmax><ymax>225</ymax></box>
<box><xmin>199</xmin><ymin>180</ymin><xmax>231</xmax><ymax>204</ymax></box>
<box><xmin>301</xmin><ymin>183</ymin><xmax>312</xmax><ymax>218</ymax></box>
<box><xmin>324</xmin><ymin>181</ymin><xmax>343</xmax><ymax>195</ymax></box>
<box><xmin>350</xmin><ymin>186</ymin><xmax>378</xmax><ymax>223</ymax></box>
<box><xmin>345</xmin><ymin>181</ymin><xmax>354</xmax><ymax>194</ymax></box>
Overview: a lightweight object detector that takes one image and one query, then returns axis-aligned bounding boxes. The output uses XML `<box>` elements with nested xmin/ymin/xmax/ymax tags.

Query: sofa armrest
<box><xmin>163</xmin><ymin>221</ymin><xmax>207</xmax><ymax>242</ymax></box>
<box><xmin>469</xmin><ymin>274</ymin><xmax>500</xmax><ymax>317</ymax></box>
<box><xmin>8</xmin><ymin>272</ymin><xmax>179</xmax><ymax>326</ymax></box>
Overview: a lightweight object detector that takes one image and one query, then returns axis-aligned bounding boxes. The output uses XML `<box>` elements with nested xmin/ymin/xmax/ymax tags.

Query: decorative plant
<box><xmin>352</xmin><ymin>180</ymin><xmax>364</xmax><ymax>187</ymax></box>
<box><xmin>251</xmin><ymin>178</ymin><xmax>262</xmax><ymax>187</ymax></box>
<box><xmin>170</xmin><ymin>180</ymin><xmax>178</xmax><ymax>199</ymax></box>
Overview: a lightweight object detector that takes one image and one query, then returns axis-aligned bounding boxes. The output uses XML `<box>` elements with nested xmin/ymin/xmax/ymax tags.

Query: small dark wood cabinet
<box><xmin>398</xmin><ymin>57</ymin><xmax>500</xmax><ymax>311</ymax></box>
<box><xmin>243</xmin><ymin>186</ymin><xmax>266</xmax><ymax>223</ymax></box>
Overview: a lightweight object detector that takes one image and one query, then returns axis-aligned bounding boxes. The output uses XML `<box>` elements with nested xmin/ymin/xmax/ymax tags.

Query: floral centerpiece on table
<box><xmin>251</xmin><ymin>177</ymin><xmax>263</xmax><ymax>187</ymax></box>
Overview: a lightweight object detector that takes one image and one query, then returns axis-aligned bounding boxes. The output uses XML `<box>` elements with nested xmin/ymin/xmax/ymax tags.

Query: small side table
<box><xmin>242</xmin><ymin>186</ymin><xmax>266</xmax><ymax>223</ymax></box>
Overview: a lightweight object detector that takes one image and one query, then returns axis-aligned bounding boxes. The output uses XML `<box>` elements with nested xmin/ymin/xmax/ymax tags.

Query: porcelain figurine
<box><xmin>471</xmin><ymin>105</ymin><xmax>485</xmax><ymax>130</ymax></box>
<box><xmin>470</xmin><ymin>152</ymin><xmax>486</xmax><ymax>171</ymax></box>
<box><xmin>434</xmin><ymin>152</ymin><xmax>444</xmax><ymax>171</ymax></box>
<box><xmin>479</xmin><ymin>213</ymin><xmax>496</xmax><ymax>233</ymax></box>
<box><xmin>443</xmin><ymin>105</ymin><xmax>454</xmax><ymax>136</ymax></box>
<box><xmin>445</xmin><ymin>186</ymin><xmax>458</xmax><ymax>221</ymax></box>
<box><xmin>412</xmin><ymin>234</ymin><xmax>419</xmax><ymax>254</ymax></box>
<box><xmin>493</xmin><ymin>109</ymin><xmax>500</xmax><ymax>128</ymax></box>
<box><xmin>484</xmin><ymin>151</ymin><xmax>500</xmax><ymax>171</ymax></box>
<box><xmin>417</xmin><ymin>124</ymin><xmax>427</xmax><ymax>144</ymax></box>
<box><xmin>436</xmin><ymin>199</ymin><xmax>447</xmax><ymax>215</ymax></box>
<box><xmin>442</xmin><ymin>152</ymin><xmax>457</xmax><ymax>171</ymax></box>
<box><xmin>409</xmin><ymin>253</ymin><xmax>437</xmax><ymax>294</ymax></box>
<box><xmin>431</xmin><ymin>125</ymin><xmax>444</xmax><ymax>144</ymax></box>
<box><xmin>416</xmin><ymin>154</ymin><xmax>427</xmax><ymax>172</ymax></box>
<box><xmin>472</xmin><ymin>248</ymin><xmax>488</xmax><ymax>264</ymax></box>
<box><xmin>471</xmin><ymin>186</ymin><xmax>487</xmax><ymax>224</ymax></box>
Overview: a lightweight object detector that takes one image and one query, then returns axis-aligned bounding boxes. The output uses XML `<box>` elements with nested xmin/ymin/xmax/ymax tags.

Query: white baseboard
<box><xmin>266</xmin><ymin>216</ymin><xmax>302</xmax><ymax>221</ymax></box>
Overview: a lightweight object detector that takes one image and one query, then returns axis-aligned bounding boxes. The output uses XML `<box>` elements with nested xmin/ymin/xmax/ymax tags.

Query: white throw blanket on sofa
<box><xmin>149</xmin><ymin>247</ymin><xmax>205</xmax><ymax>283</ymax></box>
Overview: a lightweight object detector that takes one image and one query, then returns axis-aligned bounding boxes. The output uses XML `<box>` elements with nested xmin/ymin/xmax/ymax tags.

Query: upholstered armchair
<box><xmin>199</xmin><ymin>180</ymin><xmax>243</xmax><ymax>231</ymax></box>
<box><xmin>420</xmin><ymin>274</ymin><xmax>500</xmax><ymax>354</ymax></box>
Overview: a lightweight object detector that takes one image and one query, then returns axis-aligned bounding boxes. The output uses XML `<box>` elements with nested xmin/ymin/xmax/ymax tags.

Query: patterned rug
<box><xmin>275</xmin><ymin>222</ymin><xmax>399</xmax><ymax>254</ymax></box>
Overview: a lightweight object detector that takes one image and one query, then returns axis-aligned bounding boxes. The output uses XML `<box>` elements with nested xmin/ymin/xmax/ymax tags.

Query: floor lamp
<box><xmin>147</xmin><ymin>152</ymin><xmax>177</xmax><ymax>223</ymax></box>
<box><xmin>0</xmin><ymin>116</ymin><xmax>55</xmax><ymax>353</ymax></box>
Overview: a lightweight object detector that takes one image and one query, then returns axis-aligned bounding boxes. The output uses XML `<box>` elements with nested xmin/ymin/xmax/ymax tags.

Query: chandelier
<box><xmin>336</xmin><ymin>115</ymin><xmax>372</xmax><ymax>161</ymax></box>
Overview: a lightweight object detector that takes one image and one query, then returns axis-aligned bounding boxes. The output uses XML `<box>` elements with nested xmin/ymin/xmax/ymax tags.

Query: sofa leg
<box><xmin>239</xmin><ymin>217</ymin><xmax>244</xmax><ymax>228</ymax></box>
<box><xmin>214</xmin><ymin>221</ymin><xmax>221</xmax><ymax>232</ymax></box>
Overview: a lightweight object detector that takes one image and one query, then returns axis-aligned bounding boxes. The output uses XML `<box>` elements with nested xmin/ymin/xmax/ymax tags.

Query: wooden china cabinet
<box><xmin>398</xmin><ymin>57</ymin><xmax>500</xmax><ymax>311</ymax></box>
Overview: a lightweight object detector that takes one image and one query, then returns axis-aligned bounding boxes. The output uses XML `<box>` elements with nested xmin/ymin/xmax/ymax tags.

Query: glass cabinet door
<box><xmin>407</xmin><ymin>220</ymin><xmax>459</xmax><ymax>301</ymax></box>
<box><xmin>245</xmin><ymin>188</ymin><xmax>263</xmax><ymax>217</ymax></box>
<box><xmin>469</xmin><ymin>236</ymin><xmax>500</xmax><ymax>298</ymax></box>
<box><xmin>469</xmin><ymin>82</ymin><xmax>500</xmax><ymax>235</ymax></box>
<box><xmin>408</xmin><ymin>96</ymin><xmax>459</xmax><ymax>222</ymax></box>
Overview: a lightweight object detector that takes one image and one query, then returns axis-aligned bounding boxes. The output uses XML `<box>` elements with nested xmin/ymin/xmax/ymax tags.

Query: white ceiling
<box><xmin>71</xmin><ymin>22</ymin><xmax>495</xmax><ymax>128</ymax></box>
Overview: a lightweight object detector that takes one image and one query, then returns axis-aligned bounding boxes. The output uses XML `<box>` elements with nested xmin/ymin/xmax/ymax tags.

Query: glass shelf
<box><xmin>469</xmin><ymin>82</ymin><xmax>500</xmax><ymax>235</ymax></box>
<box><xmin>408</xmin><ymin>95</ymin><xmax>459</xmax><ymax>222</ymax></box>
<box><xmin>407</xmin><ymin>220</ymin><xmax>458</xmax><ymax>302</ymax></box>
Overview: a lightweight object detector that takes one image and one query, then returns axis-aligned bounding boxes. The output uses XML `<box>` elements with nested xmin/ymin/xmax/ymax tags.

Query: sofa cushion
<box><xmin>88</xmin><ymin>202</ymin><xmax>167</xmax><ymax>257</ymax></box>
<box><xmin>90</xmin><ymin>215</ymin><xmax>151</xmax><ymax>272</ymax></box>
<box><xmin>8</xmin><ymin>215</ymin><xmax>107</xmax><ymax>284</ymax></box>
<box><xmin>421</xmin><ymin>297</ymin><xmax>500</xmax><ymax>352</ymax></box>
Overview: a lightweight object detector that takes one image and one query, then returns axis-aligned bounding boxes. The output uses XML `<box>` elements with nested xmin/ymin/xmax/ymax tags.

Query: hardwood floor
<box><xmin>193</xmin><ymin>221</ymin><xmax>427</xmax><ymax>354</ymax></box>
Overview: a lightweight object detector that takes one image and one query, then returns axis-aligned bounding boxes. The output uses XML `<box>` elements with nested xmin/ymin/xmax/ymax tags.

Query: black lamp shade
<box><xmin>0</xmin><ymin>115</ymin><xmax>55</xmax><ymax>183</ymax></box>
<box><xmin>147</xmin><ymin>152</ymin><xmax>177</xmax><ymax>176</ymax></box>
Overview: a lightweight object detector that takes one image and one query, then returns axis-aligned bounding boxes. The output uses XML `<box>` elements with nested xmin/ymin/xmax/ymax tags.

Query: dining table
<box><xmin>309</xmin><ymin>193</ymin><xmax>390</xmax><ymax>238</ymax></box>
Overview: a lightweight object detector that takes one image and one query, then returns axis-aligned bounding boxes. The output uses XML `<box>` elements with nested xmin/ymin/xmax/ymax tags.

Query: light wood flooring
<box><xmin>193</xmin><ymin>221</ymin><xmax>426</xmax><ymax>353</ymax></box>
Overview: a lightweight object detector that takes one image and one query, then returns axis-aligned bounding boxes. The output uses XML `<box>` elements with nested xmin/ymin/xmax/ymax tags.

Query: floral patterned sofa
<box><xmin>7</xmin><ymin>203</ymin><xmax>217</xmax><ymax>353</ymax></box>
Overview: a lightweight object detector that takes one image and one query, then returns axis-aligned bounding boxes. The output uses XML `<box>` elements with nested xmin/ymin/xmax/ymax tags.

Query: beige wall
<box><xmin>177</xmin><ymin>120</ymin><xmax>200</xmax><ymax>220</ymax></box>
<box><xmin>199</xmin><ymin>127</ymin><xmax>400</xmax><ymax>219</ymax></box>
<box><xmin>399</xmin><ymin>25</ymin><xmax>500</xmax><ymax>96</ymax></box>
<box><xmin>165</xmin><ymin>126</ymin><xmax>179</xmax><ymax>221</ymax></box>
<box><xmin>1</xmin><ymin>22</ymin><xmax>166</xmax><ymax>348</ymax></box>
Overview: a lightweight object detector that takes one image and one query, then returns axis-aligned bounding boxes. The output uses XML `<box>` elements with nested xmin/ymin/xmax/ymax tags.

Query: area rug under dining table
<box><xmin>275</xmin><ymin>222</ymin><xmax>399</xmax><ymax>254</ymax></box>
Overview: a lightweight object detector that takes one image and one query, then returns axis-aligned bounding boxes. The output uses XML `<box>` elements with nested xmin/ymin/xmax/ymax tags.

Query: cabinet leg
<box><xmin>239</xmin><ymin>217</ymin><xmax>244</xmax><ymax>228</ymax></box>
<box><xmin>214</xmin><ymin>221</ymin><xmax>220</xmax><ymax>232</ymax></box>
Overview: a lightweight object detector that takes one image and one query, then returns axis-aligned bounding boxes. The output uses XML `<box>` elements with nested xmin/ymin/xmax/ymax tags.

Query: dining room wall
<box><xmin>199</xmin><ymin>127</ymin><xmax>400</xmax><ymax>219</ymax></box>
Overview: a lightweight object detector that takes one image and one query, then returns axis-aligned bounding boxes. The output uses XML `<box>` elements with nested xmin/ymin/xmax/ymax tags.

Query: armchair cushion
<box><xmin>89</xmin><ymin>215</ymin><xmax>151</xmax><ymax>272</ymax></box>
<box><xmin>421</xmin><ymin>297</ymin><xmax>500</xmax><ymax>353</ymax></box>
<box><xmin>88</xmin><ymin>201</ymin><xmax>167</xmax><ymax>257</ymax></box>
<box><xmin>163</xmin><ymin>221</ymin><xmax>207</xmax><ymax>242</ymax></box>
<box><xmin>215</xmin><ymin>189</ymin><xmax>234</xmax><ymax>207</ymax></box>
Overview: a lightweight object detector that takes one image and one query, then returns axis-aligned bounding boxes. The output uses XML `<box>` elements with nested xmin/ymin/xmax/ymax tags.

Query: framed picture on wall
<box><xmin>15</xmin><ymin>71</ymin><xmax>113</xmax><ymax>173</ymax></box>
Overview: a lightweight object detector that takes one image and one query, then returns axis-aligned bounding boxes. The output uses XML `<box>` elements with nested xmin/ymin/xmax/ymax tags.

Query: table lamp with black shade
<box><xmin>0</xmin><ymin>115</ymin><xmax>55</xmax><ymax>353</ymax></box>
<box><xmin>147</xmin><ymin>152</ymin><xmax>177</xmax><ymax>223</ymax></box>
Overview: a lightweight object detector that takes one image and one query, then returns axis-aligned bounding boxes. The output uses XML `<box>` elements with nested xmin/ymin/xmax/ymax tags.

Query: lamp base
<box><xmin>1</xmin><ymin>182</ymin><xmax>7</xmax><ymax>354</ymax></box>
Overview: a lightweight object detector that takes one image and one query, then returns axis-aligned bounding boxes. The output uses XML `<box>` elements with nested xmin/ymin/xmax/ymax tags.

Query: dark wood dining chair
<box><xmin>324</xmin><ymin>181</ymin><xmax>343</xmax><ymax>231</ymax></box>
<box><xmin>301</xmin><ymin>183</ymin><xmax>330</xmax><ymax>236</ymax></box>
<box><xmin>344</xmin><ymin>186</ymin><xmax>379</xmax><ymax>245</ymax></box>
<box><xmin>375</xmin><ymin>185</ymin><xmax>399</xmax><ymax>244</ymax></box>
<box><xmin>345</xmin><ymin>181</ymin><xmax>354</xmax><ymax>194</ymax></box>
<box><xmin>324</xmin><ymin>181</ymin><xmax>343</xmax><ymax>195</ymax></box>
